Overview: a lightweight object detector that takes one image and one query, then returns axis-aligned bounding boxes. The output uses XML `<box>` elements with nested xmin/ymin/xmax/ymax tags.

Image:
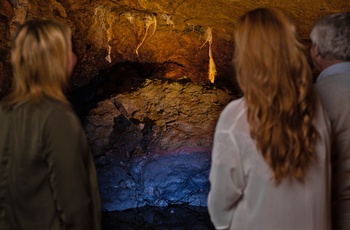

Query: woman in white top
<box><xmin>208</xmin><ymin>8</ymin><xmax>332</xmax><ymax>230</ymax></box>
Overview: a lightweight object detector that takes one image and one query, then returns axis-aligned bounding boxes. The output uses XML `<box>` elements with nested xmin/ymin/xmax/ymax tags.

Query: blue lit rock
<box><xmin>97</xmin><ymin>149</ymin><xmax>211</xmax><ymax>211</ymax></box>
<box><xmin>84</xmin><ymin>79</ymin><xmax>235</xmax><ymax>211</ymax></box>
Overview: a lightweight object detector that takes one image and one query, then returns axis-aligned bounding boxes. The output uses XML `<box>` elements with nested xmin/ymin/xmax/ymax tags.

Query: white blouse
<box><xmin>208</xmin><ymin>97</ymin><xmax>331</xmax><ymax>230</ymax></box>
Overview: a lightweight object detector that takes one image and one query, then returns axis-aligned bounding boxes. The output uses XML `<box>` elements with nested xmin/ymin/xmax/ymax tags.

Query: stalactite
<box><xmin>208</xmin><ymin>45</ymin><xmax>216</xmax><ymax>84</ymax></box>
<box><xmin>130</xmin><ymin>13</ymin><xmax>157</xmax><ymax>58</ymax></box>
<box><xmin>201</xmin><ymin>27</ymin><xmax>216</xmax><ymax>83</ymax></box>
<box><xmin>105</xmin><ymin>13</ymin><xmax>114</xmax><ymax>63</ymax></box>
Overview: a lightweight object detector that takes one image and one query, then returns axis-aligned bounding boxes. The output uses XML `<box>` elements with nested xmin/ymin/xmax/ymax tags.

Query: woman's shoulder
<box><xmin>220</xmin><ymin>97</ymin><xmax>246</xmax><ymax>119</ymax></box>
<box><xmin>216</xmin><ymin>97</ymin><xmax>247</xmax><ymax>130</ymax></box>
<box><xmin>37</xmin><ymin>98</ymin><xmax>74</xmax><ymax>116</ymax></box>
<box><xmin>21</xmin><ymin>98</ymin><xmax>77</xmax><ymax>124</ymax></box>
<box><xmin>41</xmin><ymin>99</ymin><xmax>83</xmax><ymax>135</ymax></box>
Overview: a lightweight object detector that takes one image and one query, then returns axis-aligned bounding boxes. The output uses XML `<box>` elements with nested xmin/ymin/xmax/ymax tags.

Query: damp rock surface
<box><xmin>102</xmin><ymin>205</ymin><xmax>215</xmax><ymax>229</ymax></box>
<box><xmin>84</xmin><ymin>78</ymin><xmax>236</xmax><ymax>158</ymax></box>
<box><xmin>1</xmin><ymin>0</ymin><xmax>349</xmax><ymax>96</ymax></box>
<box><xmin>85</xmin><ymin>79</ymin><xmax>236</xmax><ymax>211</ymax></box>
<box><xmin>97</xmin><ymin>149</ymin><xmax>212</xmax><ymax>211</ymax></box>
<box><xmin>0</xmin><ymin>0</ymin><xmax>348</xmax><ymax>214</ymax></box>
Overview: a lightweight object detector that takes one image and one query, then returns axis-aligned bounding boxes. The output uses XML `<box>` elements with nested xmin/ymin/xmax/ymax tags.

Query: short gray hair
<box><xmin>310</xmin><ymin>13</ymin><xmax>350</xmax><ymax>61</ymax></box>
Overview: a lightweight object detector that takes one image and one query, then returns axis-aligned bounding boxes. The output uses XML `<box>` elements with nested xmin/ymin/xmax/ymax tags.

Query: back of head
<box><xmin>234</xmin><ymin>8</ymin><xmax>318</xmax><ymax>183</ymax></box>
<box><xmin>3</xmin><ymin>19</ymin><xmax>71</xmax><ymax>107</ymax></box>
<box><xmin>234</xmin><ymin>8</ymin><xmax>308</xmax><ymax>95</ymax></box>
<box><xmin>310</xmin><ymin>12</ymin><xmax>350</xmax><ymax>61</ymax></box>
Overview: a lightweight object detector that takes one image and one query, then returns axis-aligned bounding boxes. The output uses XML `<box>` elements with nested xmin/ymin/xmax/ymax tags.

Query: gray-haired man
<box><xmin>311</xmin><ymin>12</ymin><xmax>350</xmax><ymax>230</ymax></box>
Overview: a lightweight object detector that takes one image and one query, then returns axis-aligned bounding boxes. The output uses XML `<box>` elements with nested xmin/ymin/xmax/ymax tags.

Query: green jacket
<box><xmin>0</xmin><ymin>98</ymin><xmax>101</xmax><ymax>230</ymax></box>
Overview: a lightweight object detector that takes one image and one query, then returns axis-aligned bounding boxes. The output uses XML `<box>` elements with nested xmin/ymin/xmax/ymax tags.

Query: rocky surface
<box><xmin>1</xmin><ymin>0</ymin><xmax>349</xmax><ymax>213</ymax></box>
<box><xmin>102</xmin><ymin>205</ymin><xmax>215</xmax><ymax>229</ymax></box>
<box><xmin>84</xmin><ymin>78</ymin><xmax>236</xmax><ymax>157</ymax></box>
<box><xmin>1</xmin><ymin>0</ymin><xmax>349</xmax><ymax>96</ymax></box>
<box><xmin>83</xmin><ymin>78</ymin><xmax>236</xmax><ymax>211</ymax></box>
<box><xmin>97</xmin><ymin>149</ymin><xmax>212</xmax><ymax>211</ymax></box>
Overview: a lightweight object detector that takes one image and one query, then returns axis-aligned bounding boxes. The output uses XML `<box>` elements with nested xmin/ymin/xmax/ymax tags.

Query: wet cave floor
<box><xmin>102</xmin><ymin>205</ymin><xmax>215</xmax><ymax>230</ymax></box>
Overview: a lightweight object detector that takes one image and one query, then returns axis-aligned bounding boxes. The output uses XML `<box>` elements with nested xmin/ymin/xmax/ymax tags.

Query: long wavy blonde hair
<box><xmin>2</xmin><ymin>19</ymin><xmax>71</xmax><ymax>107</ymax></box>
<box><xmin>234</xmin><ymin>8</ymin><xmax>318</xmax><ymax>183</ymax></box>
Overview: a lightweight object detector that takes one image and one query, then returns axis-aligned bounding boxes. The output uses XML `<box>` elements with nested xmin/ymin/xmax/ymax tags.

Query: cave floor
<box><xmin>102</xmin><ymin>205</ymin><xmax>215</xmax><ymax>230</ymax></box>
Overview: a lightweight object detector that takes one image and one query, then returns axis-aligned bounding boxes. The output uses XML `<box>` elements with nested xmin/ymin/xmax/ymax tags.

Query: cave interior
<box><xmin>0</xmin><ymin>0</ymin><xmax>349</xmax><ymax>228</ymax></box>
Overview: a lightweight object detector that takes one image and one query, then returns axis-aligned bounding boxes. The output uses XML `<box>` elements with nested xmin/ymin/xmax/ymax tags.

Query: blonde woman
<box><xmin>208</xmin><ymin>8</ymin><xmax>331</xmax><ymax>230</ymax></box>
<box><xmin>0</xmin><ymin>20</ymin><xmax>101</xmax><ymax>230</ymax></box>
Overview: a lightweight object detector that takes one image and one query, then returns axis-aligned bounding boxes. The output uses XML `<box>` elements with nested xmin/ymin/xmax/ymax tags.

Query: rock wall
<box><xmin>84</xmin><ymin>79</ymin><xmax>235</xmax><ymax>157</ymax></box>
<box><xmin>84</xmin><ymin>79</ymin><xmax>235</xmax><ymax>210</ymax></box>
<box><xmin>0</xmin><ymin>0</ymin><xmax>349</xmax><ymax>95</ymax></box>
<box><xmin>1</xmin><ymin>0</ymin><xmax>349</xmax><ymax>211</ymax></box>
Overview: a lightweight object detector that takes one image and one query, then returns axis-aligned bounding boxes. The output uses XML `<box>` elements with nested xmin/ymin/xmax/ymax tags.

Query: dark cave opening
<box><xmin>68</xmin><ymin>60</ymin><xmax>241</xmax><ymax>119</ymax></box>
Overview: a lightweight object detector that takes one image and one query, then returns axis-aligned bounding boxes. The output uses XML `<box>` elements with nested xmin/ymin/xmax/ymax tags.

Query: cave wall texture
<box><xmin>0</xmin><ymin>0</ymin><xmax>350</xmax><ymax>97</ymax></box>
<box><xmin>1</xmin><ymin>0</ymin><xmax>350</xmax><ymax>211</ymax></box>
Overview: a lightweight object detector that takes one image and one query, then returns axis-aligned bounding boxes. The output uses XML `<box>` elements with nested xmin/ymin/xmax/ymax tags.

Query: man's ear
<box><xmin>312</xmin><ymin>44</ymin><xmax>321</xmax><ymax>58</ymax></box>
<box><xmin>315</xmin><ymin>45</ymin><xmax>321</xmax><ymax>58</ymax></box>
<box><xmin>310</xmin><ymin>43</ymin><xmax>323</xmax><ymax>72</ymax></box>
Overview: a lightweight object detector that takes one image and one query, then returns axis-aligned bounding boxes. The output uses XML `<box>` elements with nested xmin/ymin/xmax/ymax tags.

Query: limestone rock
<box><xmin>0</xmin><ymin>0</ymin><xmax>348</xmax><ymax>93</ymax></box>
<box><xmin>84</xmin><ymin>79</ymin><xmax>235</xmax><ymax>210</ymax></box>
<box><xmin>84</xmin><ymin>79</ymin><xmax>235</xmax><ymax>157</ymax></box>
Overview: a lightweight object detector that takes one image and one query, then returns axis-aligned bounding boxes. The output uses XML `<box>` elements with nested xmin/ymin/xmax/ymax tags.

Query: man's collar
<box><xmin>317</xmin><ymin>62</ymin><xmax>350</xmax><ymax>82</ymax></box>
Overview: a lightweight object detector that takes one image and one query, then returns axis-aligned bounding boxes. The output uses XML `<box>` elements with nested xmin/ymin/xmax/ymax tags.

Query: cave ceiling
<box><xmin>0</xmin><ymin>0</ymin><xmax>349</xmax><ymax>97</ymax></box>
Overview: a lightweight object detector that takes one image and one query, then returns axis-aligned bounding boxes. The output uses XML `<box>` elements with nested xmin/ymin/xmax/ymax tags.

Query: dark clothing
<box><xmin>0</xmin><ymin>98</ymin><xmax>101</xmax><ymax>230</ymax></box>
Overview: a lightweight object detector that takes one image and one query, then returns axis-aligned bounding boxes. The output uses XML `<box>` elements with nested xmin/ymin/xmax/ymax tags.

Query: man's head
<box><xmin>310</xmin><ymin>13</ymin><xmax>350</xmax><ymax>71</ymax></box>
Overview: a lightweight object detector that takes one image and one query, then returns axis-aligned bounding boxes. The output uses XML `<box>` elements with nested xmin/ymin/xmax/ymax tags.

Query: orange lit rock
<box><xmin>0</xmin><ymin>0</ymin><xmax>349</xmax><ymax>94</ymax></box>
